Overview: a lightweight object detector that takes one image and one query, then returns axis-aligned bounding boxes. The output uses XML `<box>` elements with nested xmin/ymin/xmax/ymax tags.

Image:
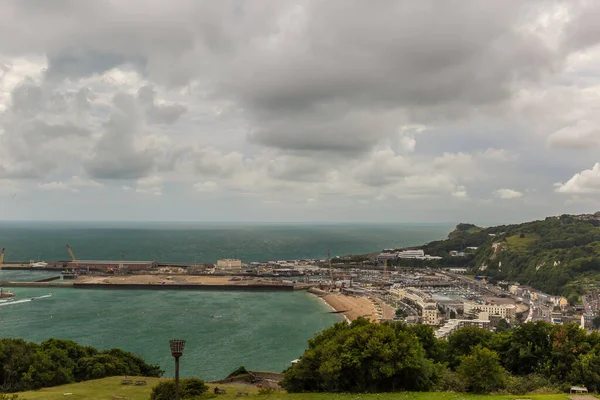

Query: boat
<box><xmin>0</xmin><ymin>288</ymin><xmax>15</xmax><ymax>299</ymax></box>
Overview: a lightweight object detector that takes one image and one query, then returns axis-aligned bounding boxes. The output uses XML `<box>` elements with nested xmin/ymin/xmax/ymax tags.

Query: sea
<box><xmin>0</xmin><ymin>222</ymin><xmax>452</xmax><ymax>380</ymax></box>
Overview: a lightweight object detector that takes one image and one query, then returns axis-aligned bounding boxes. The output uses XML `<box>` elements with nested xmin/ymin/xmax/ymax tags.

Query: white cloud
<box><xmin>452</xmin><ymin>186</ymin><xmax>468</xmax><ymax>199</ymax></box>
<box><xmin>36</xmin><ymin>176</ymin><xmax>103</xmax><ymax>193</ymax></box>
<box><xmin>555</xmin><ymin>162</ymin><xmax>600</xmax><ymax>194</ymax></box>
<box><xmin>495</xmin><ymin>188</ymin><xmax>524</xmax><ymax>199</ymax></box>
<box><xmin>37</xmin><ymin>181</ymin><xmax>73</xmax><ymax>192</ymax></box>
<box><xmin>193</xmin><ymin>181</ymin><xmax>217</xmax><ymax>192</ymax></box>
<box><xmin>547</xmin><ymin>121</ymin><xmax>600</xmax><ymax>149</ymax></box>
<box><xmin>133</xmin><ymin>175</ymin><xmax>164</xmax><ymax>196</ymax></box>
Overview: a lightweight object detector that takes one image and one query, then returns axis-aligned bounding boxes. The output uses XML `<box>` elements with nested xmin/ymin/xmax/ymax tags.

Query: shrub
<box><xmin>0</xmin><ymin>395</ymin><xmax>24</xmax><ymax>400</ymax></box>
<box><xmin>435</xmin><ymin>369</ymin><xmax>466</xmax><ymax>393</ymax></box>
<box><xmin>257</xmin><ymin>387</ymin><xmax>276</xmax><ymax>395</ymax></box>
<box><xmin>150</xmin><ymin>378</ymin><xmax>208</xmax><ymax>400</ymax></box>
<box><xmin>504</xmin><ymin>374</ymin><xmax>557</xmax><ymax>395</ymax></box>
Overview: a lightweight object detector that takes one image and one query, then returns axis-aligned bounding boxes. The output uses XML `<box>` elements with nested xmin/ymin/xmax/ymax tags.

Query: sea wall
<box><xmin>0</xmin><ymin>281</ymin><xmax>73</xmax><ymax>287</ymax></box>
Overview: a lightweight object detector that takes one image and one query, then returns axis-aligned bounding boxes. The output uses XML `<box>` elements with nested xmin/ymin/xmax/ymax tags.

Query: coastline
<box><xmin>316</xmin><ymin>292</ymin><xmax>381</xmax><ymax>322</ymax></box>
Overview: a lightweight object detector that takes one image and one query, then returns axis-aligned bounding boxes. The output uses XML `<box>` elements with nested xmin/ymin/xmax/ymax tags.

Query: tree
<box><xmin>495</xmin><ymin>319</ymin><xmax>510</xmax><ymax>333</ymax></box>
<box><xmin>0</xmin><ymin>338</ymin><xmax>162</xmax><ymax>393</ymax></box>
<box><xmin>282</xmin><ymin>318</ymin><xmax>439</xmax><ymax>392</ymax></box>
<box><xmin>569</xmin><ymin>347</ymin><xmax>600</xmax><ymax>392</ymax></box>
<box><xmin>500</xmin><ymin>321</ymin><xmax>552</xmax><ymax>376</ymax></box>
<box><xmin>544</xmin><ymin>323</ymin><xmax>590</xmax><ymax>382</ymax></box>
<box><xmin>395</xmin><ymin>308</ymin><xmax>408</xmax><ymax>318</ymax></box>
<box><xmin>449</xmin><ymin>310</ymin><xmax>456</xmax><ymax>319</ymax></box>
<box><xmin>592</xmin><ymin>316</ymin><xmax>600</xmax><ymax>330</ymax></box>
<box><xmin>456</xmin><ymin>346</ymin><xmax>507</xmax><ymax>393</ymax></box>
<box><xmin>447</xmin><ymin>326</ymin><xmax>493</xmax><ymax>367</ymax></box>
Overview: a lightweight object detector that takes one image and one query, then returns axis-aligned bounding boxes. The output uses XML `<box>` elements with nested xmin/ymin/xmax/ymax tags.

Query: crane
<box><xmin>66</xmin><ymin>244</ymin><xmax>79</xmax><ymax>272</ymax></box>
<box><xmin>0</xmin><ymin>248</ymin><xmax>5</xmax><ymax>271</ymax></box>
<box><xmin>328</xmin><ymin>249</ymin><xmax>334</xmax><ymax>291</ymax></box>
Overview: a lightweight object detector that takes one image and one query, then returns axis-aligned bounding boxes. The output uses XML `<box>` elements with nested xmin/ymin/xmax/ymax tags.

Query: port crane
<box><xmin>66</xmin><ymin>244</ymin><xmax>79</xmax><ymax>267</ymax></box>
<box><xmin>0</xmin><ymin>248</ymin><xmax>5</xmax><ymax>271</ymax></box>
<box><xmin>65</xmin><ymin>244</ymin><xmax>81</xmax><ymax>275</ymax></box>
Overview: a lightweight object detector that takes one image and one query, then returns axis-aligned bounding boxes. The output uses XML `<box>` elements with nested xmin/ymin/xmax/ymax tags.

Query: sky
<box><xmin>1</xmin><ymin>0</ymin><xmax>600</xmax><ymax>223</ymax></box>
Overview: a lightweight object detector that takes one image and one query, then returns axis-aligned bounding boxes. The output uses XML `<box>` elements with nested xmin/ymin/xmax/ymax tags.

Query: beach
<box><xmin>321</xmin><ymin>293</ymin><xmax>382</xmax><ymax>322</ymax></box>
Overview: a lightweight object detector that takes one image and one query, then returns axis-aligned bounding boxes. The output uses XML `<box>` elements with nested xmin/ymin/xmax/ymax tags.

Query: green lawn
<box><xmin>505</xmin><ymin>234</ymin><xmax>540</xmax><ymax>252</ymax></box>
<box><xmin>16</xmin><ymin>377</ymin><xmax>581</xmax><ymax>400</ymax></box>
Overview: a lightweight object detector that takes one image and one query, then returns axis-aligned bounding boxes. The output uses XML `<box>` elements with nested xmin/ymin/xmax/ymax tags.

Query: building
<box><xmin>422</xmin><ymin>304</ymin><xmax>439</xmax><ymax>325</ymax></box>
<box><xmin>463</xmin><ymin>302</ymin><xmax>516</xmax><ymax>322</ymax></box>
<box><xmin>216</xmin><ymin>259</ymin><xmax>242</xmax><ymax>268</ymax></box>
<box><xmin>391</xmin><ymin>285</ymin><xmax>439</xmax><ymax>325</ymax></box>
<box><xmin>398</xmin><ymin>249</ymin><xmax>425</xmax><ymax>259</ymax></box>
<box><xmin>435</xmin><ymin>317</ymin><xmax>491</xmax><ymax>339</ymax></box>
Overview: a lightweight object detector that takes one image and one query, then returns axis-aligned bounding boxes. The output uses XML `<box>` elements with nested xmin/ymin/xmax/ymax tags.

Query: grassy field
<box><xmin>17</xmin><ymin>377</ymin><xmax>583</xmax><ymax>400</ymax></box>
<box><xmin>505</xmin><ymin>234</ymin><xmax>540</xmax><ymax>252</ymax></box>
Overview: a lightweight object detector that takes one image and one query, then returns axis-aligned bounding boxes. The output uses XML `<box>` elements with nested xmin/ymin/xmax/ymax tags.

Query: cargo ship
<box><xmin>0</xmin><ymin>288</ymin><xmax>15</xmax><ymax>299</ymax></box>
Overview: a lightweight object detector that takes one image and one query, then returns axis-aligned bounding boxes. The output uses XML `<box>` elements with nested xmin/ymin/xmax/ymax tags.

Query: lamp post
<box><xmin>169</xmin><ymin>339</ymin><xmax>186</xmax><ymax>400</ymax></box>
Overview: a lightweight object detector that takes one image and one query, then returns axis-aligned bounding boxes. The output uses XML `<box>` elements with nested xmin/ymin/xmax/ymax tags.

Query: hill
<box><xmin>420</xmin><ymin>213</ymin><xmax>600</xmax><ymax>299</ymax></box>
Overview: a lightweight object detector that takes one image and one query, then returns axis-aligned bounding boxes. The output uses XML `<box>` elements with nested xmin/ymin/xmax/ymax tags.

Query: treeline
<box><xmin>0</xmin><ymin>338</ymin><xmax>162</xmax><ymax>392</ymax></box>
<box><xmin>282</xmin><ymin>318</ymin><xmax>600</xmax><ymax>394</ymax></box>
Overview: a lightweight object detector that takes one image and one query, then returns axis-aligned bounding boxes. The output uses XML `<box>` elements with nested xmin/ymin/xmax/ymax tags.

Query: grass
<box><xmin>16</xmin><ymin>377</ymin><xmax>580</xmax><ymax>400</ymax></box>
<box><xmin>505</xmin><ymin>234</ymin><xmax>540</xmax><ymax>252</ymax></box>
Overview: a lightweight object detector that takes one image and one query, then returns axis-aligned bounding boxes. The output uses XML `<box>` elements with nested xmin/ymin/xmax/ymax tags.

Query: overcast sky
<box><xmin>1</xmin><ymin>1</ymin><xmax>600</xmax><ymax>223</ymax></box>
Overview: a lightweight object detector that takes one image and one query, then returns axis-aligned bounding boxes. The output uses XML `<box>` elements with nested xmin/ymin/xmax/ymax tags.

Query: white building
<box><xmin>391</xmin><ymin>285</ymin><xmax>439</xmax><ymax>325</ymax></box>
<box><xmin>463</xmin><ymin>302</ymin><xmax>516</xmax><ymax>321</ymax></box>
<box><xmin>216</xmin><ymin>259</ymin><xmax>242</xmax><ymax>268</ymax></box>
<box><xmin>398</xmin><ymin>249</ymin><xmax>425</xmax><ymax>259</ymax></box>
<box><xmin>435</xmin><ymin>318</ymin><xmax>491</xmax><ymax>339</ymax></box>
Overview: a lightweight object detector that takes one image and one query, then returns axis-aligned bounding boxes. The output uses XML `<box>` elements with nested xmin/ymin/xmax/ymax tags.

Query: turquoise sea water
<box><xmin>0</xmin><ymin>222</ymin><xmax>451</xmax><ymax>379</ymax></box>
<box><xmin>0</xmin><ymin>282</ymin><xmax>342</xmax><ymax>380</ymax></box>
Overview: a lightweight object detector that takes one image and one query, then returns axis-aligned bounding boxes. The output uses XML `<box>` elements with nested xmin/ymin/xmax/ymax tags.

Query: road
<box><xmin>530</xmin><ymin>298</ymin><xmax>552</xmax><ymax>322</ymax></box>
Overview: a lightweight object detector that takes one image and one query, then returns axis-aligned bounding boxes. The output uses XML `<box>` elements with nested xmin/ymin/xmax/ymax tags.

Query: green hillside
<box><xmin>420</xmin><ymin>213</ymin><xmax>600</xmax><ymax>299</ymax></box>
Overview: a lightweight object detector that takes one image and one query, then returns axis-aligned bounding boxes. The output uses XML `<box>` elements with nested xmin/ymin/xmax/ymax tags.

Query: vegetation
<box><xmin>0</xmin><ymin>338</ymin><xmax>162</xmax><ymax>393</ymax></box>
<box><xmin>416</xmin><ymin>213</ymin><xmax>600</xmax><ymax>298</ymax></box>
<box><xmin>150</xmin><ymin>377</ymin><xmax>208</xmax><ymax>400</ymax></box>
<box><xmin>227</xmin><ymin>366</ymin><xmax>249</xmax><ymax>378</ymax></box>
<box><xmin>283</xmin><ymin>318</ymin><xmax>600</xmax><ymax>394</ymax></box>
<box><xmin>16</xmin><ymin>376</ymin><xmax>575</xmax><ymax>399</ymax></box>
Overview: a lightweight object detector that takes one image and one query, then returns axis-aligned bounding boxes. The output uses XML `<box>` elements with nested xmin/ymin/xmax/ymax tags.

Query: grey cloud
<box><xmin>215</xmin><ymin>1</ymin><xmax>561</xmax><ymax>154</ymax></box>
<box><xmin>45</xmin><ymin>49</ymin><xmax>147</xmax><ymax>81</ymax></box>
<box><xmin>84</xmin><ymin>92</ymin><xmax>154</xmax><ymax>179</ymax></box>
<box><xmin>137</xmin><ymin>85</ymin><xmax>187</xmax><ymax>125</ymax></box>
<box><xmin>0</xmin><ymin>82</ymin><xmax>94</xmax><ymax>178</ymax></box>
